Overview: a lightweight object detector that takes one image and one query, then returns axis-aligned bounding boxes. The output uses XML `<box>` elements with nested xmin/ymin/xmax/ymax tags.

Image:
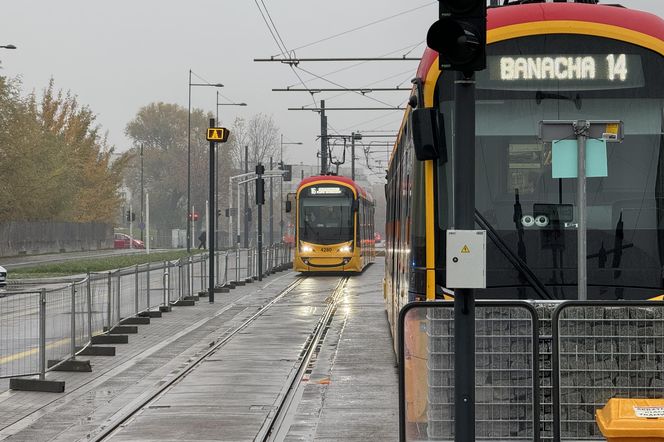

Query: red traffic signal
<box><xmin>188</xmin><ymin>212</ymin><xmax>199</xmax><ymax>221</ymax></box>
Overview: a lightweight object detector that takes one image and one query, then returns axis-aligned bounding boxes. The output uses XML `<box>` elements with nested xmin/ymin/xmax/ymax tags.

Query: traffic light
<box><xmin>255</xmin><ymin>164</ymin><xmax>265</xmax><ymax>175</ymax></box>
<box><xmin>225</xmin><ymin>208</ymin><xmax>230</xmax><ymax>218</ymax></box>
<box><xmin>256</xmin><ymin>177</ymin><xmax>265</xmax><ymax>205</ymax></box>
<box><xmin>125</xmin><ymin>210</ymin><xmax>136</xmax><ymax>222</ymax></box>
<box><xmin>426</xmin><ymin>0</ymin><xmax>486</xmax><ymax>74</ymax></box>
<box><xmin>283</xmin><ymin>164</ymin><xmax>292</xmax><ymax>182</ymax></box>
<box><xmin>217</xmin><ymin>209</ymin><xmax>222</xmax><ymax>218</ymax></box>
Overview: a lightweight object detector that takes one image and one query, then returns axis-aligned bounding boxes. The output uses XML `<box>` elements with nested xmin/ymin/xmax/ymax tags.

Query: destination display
<box><xmin>479</xmin><ymin>53</ymin><xmax>644</xmax><ymax>91</ymax></box>
<box><xmin>308</xmin><ymin>186</ymin><xmax>343</xmax><ymax>195</ymax></box>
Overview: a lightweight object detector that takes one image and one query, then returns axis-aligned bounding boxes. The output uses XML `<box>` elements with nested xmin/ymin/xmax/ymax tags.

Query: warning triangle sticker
<box><xmin>460</xmin><ymin>245</ymin><xmax>470</xmax><ymax>253</ymax></box>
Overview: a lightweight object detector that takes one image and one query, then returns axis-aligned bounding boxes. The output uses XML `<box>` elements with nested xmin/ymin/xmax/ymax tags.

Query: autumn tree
<box><xmin>124</xmin><ymin>102</ymin><xmax>214</xmax><ymax>234</ymax></box>
<box><xmin>0</xmin><ymin>77</ymin><xmax>125</xmax><ymax>222</ymax></box>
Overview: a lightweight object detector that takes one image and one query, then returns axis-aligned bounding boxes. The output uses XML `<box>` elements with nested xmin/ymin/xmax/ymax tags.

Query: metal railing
<box><xmin>399</xmin><ymin>301</ymin><xmax>540</xmax><ymax>441</ymax></box>
<box><xmin>0</xmin><ymin>244</ymin><xmax>292</xmax><ymax>382</ymax></box>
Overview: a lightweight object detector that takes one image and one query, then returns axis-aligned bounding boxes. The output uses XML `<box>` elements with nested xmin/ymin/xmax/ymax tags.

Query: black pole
<box><xmin>454</xmin><ymin>71</ymin><xmax>476</xmax><ymax>442</ymax></box>
<box><xmin>244</xmin><ymin>145</ymin><xmax>249</xmax><ymax>248</ymax></box>
<box><xmin>269</xmin><ymin>157</ymin><xmax>274</xmax><ymax>246</ymax></box>
<box><xmin>256</xmin><ymin>164</ymin><xmax>264</xmax><ymax>281</ymax></box>
<box><xmin>140</xmin><ymin>143</ymin><xmax>144</xmax><ymax>241</ymax></box>
<box><xmin>215</xmin><ymin>144</ymin><xmax>219</xmax><ymax>249</ymax></box>
<box><xmin>351</xmin><ymin>133</ymin><xmax>355</xmax><ymax>181</ymax></box>
<box><xmin>208</xmin><ymin>118</ymin><xmax>216</xmax><ymax>303</ymax></box>
<box><xmin>187</xmin><ymin>70</ymin><xmax>192</xmax><ymax>253</ymax></box>
<box><xmin>320</xmin><ymin>100</ymin><xmax>327</xmax><ymax>174</ymax></box>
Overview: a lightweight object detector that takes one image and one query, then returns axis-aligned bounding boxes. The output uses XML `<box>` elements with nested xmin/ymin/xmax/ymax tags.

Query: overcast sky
<box><xmin>1</xmin><ymin>0</ymin><xmax>662</xmax><ymax>175</ymax></box>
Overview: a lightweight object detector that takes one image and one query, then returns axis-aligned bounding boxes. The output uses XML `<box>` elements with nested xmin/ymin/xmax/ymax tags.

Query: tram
<box><xmin>293</xmin><ymin>175</ymin><xmax>375</xmax><ymax>272</ymax></box>
<box><xmin>385</xmin><ymin>0</ymin><xmax>664</xmax><ymax>327</ymax></box>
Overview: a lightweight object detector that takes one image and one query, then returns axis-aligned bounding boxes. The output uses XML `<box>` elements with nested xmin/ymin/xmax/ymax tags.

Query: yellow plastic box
<box><xmin>596</xmin><ymin>398</ymin><xmax>664</xmax><ymax>441</ymax></box>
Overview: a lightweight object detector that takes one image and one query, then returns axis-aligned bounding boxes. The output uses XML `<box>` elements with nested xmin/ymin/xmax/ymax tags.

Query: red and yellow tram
<box><xmin>386</xmin><ymin>0</ymin><xmax>664</xmax><ymax>329</ymax></box>
<box><xmin>294</xmin><ymin>175</ymin><xmax>375</xmax><ymax>272</ymax></box>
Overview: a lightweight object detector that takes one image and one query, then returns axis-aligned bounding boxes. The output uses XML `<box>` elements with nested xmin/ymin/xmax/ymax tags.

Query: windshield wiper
<box><xmin>475</xmin><ymin>209</ymin><xmax>555</xmax><ymax>300</ymax></box>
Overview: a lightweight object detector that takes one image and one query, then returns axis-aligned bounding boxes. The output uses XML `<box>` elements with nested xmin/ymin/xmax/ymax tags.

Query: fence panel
<box><xmin>0</xmin><ymin>292</ymin><xmax>40</xmax><ymax>378</ymax></box>
<box><xmin>552</xmin><ymin>301</ymin><xmax>664</xmax><ymax>440</ymax></box>
<box><xmin>399</xmin><ymin>301</ymin><xmax>540</xmax><ymax>441</ymax></box>
<box><xmin>44</xmin><ymin>286</ymin><xmax>73</xmax><ymax>369</ymax></box>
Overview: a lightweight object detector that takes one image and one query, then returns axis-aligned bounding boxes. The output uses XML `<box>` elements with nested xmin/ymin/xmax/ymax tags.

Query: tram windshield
<box><xmin>438</xmin><ymin>35</ymin><xmax>664</xmax><ymax>299</ymax></box>
<box><xmin>299</xmin><ymin>184</ymin><xmax>354</xmax><ymax>245</ymax></box>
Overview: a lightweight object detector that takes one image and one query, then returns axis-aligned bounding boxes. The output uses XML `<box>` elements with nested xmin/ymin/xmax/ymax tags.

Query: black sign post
<box><xmin>206</xmin><ymin>122</ymin><xmax>230</xmax><ymax>303</ymax></box>
<box><xmin>427</xmin><ymin>1</ymin><xmax>486</xmax><ymax>440</ymax></box>
<box><xmin>255</xmin><ymin>164</ymin><xmax>265</xmax><ymax>281</ymax></box>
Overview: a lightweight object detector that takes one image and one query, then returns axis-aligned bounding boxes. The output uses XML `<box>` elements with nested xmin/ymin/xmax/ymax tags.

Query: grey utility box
<box><xmin>446</xmin><ymin>230</ymin><xmax>487</xmax><ymax>289</ymax></box>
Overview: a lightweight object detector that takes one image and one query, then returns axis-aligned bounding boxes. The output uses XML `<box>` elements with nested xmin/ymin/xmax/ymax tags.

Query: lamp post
<box><xmin>279</xmin><ymin>135</ymin><xmax>303</xmax><ymax>243</ymax></box>
<box><xmin>215</xmin><ymin>92</ymin><xmax>246</xmax><ymax>249</ymax></box>
<box><xmin>187</xmin><ymin>70</ymin><xmax>223</xmax><ymax>252</ymax></box>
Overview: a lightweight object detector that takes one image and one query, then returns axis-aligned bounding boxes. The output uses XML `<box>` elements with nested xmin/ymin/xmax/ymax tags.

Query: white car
<box><xmin>0</xmin><ymin>265</ymin><xmax>6</xmax><ymax>288</ymax></box>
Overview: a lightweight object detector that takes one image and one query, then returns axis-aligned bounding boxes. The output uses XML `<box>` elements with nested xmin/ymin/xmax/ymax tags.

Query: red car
<box><xmin>114</xmin><ymin>233</ymin><xmax>145</xmax><ymax>249</ymax></box>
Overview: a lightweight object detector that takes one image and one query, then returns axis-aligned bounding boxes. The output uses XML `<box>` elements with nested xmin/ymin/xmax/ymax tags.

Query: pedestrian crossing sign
<box><xmin>206</xmin><ymin>127</ymin><xmax>229</xmax><ymax>142</ymax></box>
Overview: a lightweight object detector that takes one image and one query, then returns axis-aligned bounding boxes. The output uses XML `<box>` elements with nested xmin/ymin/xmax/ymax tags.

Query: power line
<box><xmin>272</xmin><ymin>2</ymin><xmax>436</xmax><ymax>57</ymax></box>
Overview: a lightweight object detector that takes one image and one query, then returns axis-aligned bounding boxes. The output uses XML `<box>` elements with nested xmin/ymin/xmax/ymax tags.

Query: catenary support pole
<box><xmin>320</xmin><ymin>100</ymin><xmax>327</xmax><ymax>174</ymax></box>
<box><xmin>244</xmin><ymin>145</ymin><xmax>249</xmax><ymax>248</ymax></box>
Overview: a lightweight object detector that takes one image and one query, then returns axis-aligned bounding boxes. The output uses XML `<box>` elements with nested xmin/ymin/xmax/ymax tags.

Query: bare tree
<box><xmin>228</xmin><ymin>113</ymin><xmax>279</xmax><ymax>170</ymax></box>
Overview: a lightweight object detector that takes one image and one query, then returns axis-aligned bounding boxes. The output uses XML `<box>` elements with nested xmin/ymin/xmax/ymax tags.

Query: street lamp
<box><xmin>187</xmin><ymin>69</ymin><xmax>223</xmax><ymax>252</ymax></box>
<box><xmin>215</xmin><ymin>91</ymin><xmax>247</xmax><ymax>248</ymax></box>
<box><xmin>279</xmin><ymin>135</ymin><xmax>303</xmax><ymax>243</ymax></box>
<box><xmin>0</xmin><ymin>44</ymin><xmax>16</xmax><ymax>49</ymax></box>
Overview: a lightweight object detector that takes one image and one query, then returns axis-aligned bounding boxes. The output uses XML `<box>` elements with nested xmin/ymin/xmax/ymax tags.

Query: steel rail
<box><xmin>90</xmin><ymin>276</ymin><xmax>308</xmax><ymax>442</ymax></box>
<box><xmin>258</xmin><ymin>276</ymin><xmax>350</xmax><ymax>442</ymax></box>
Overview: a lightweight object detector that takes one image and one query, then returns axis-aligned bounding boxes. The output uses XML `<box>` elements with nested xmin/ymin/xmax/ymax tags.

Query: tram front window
<box><xmin>299</xmin><ymin>185</ymin><xmax>354</xmax><ymax>245</ymax></box>
<box><xmin>438</xmin><ymin>35</ymin><xmax>664</xmax><ymax>299</ymax></box>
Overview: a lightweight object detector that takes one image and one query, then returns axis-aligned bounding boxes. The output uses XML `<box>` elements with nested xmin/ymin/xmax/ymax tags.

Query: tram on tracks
<box><xmin>385</xmin><ymin>0</ymin><xmax>664</xmax><ymax>328</ymax></box>
<box><xmin>293</xmin><ymin>175</ymin><xmax>375</xmax><ymax>272</ymax></box>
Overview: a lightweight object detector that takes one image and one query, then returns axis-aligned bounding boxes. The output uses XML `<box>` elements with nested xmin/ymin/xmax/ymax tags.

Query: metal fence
<box><xmin>552</xmin><ymin>301</ymin><xmax>664</xmax><ymax>440</ymax></box>
<box><xmin>399</xmin><ymin>301</ymin><xmax>540</xmax><ymax>441</ymax></box>
<box><xmin>0</xmin><ymin>245</ymin><xmax>292</xmax><ymax>382</ymax></box>
<box><xmin>399</xmin><ymin>299</ymin><xmax>664</xmax><ymax>442</ymax></box>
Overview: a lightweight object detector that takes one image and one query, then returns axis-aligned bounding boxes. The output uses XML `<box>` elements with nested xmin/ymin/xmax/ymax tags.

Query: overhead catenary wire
<box><xmin>271</xmin><ymin>2</ymin><xmax>435</xmax><ymax>57</ymax></box>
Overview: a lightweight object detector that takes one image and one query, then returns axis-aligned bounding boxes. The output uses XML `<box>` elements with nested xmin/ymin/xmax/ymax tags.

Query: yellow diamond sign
<box><xmin>206</xmin><ymin>127</ymin><xmax>229</xmax><ymax>142</ymax></box>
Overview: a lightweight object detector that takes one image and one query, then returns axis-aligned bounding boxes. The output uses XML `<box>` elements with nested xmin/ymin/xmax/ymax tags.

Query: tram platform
<box><xmin>0</xmin><ymin>259</ymin><xmax>397</xmax><ymax>442</ymax></box>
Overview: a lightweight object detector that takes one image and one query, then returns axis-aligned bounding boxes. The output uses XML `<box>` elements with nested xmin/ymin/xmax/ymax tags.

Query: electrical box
<box><xmin>446</xmin><ymin>230</ymin><xmax>486</xmax><ymax>289</ymax></box>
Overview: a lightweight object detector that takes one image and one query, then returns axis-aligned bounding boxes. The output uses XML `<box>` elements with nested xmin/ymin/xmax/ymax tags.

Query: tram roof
<box><xmin>416</xmin><ymin>2</ymin><xmax>664</xmax><ymax>82</ymax></box>
<box><xmin>298</xmin><ymin>175</ymin><xmax>373</xmax><ymax>201</ymax></box>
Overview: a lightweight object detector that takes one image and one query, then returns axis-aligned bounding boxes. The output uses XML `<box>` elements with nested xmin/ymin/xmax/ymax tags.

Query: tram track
<box><xmin>258</xmin><ymin>276</ymin><xmax>349</xmax><ymax>442</ymax></box>
<box><xmin>89</xmin><ymin>275</ymin><xmax>309</xmax><ymax>442</ymax></box>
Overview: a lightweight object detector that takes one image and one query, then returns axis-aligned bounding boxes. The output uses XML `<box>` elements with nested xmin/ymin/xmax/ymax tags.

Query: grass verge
<box><xmin>10</xmin><ymin>250</ymin><xmax>203</xmax><ymax>278</ymax></box>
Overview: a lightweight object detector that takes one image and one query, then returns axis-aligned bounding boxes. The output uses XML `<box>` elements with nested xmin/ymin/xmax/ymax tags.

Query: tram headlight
<box><xmin>301</xmin><ymin>245</ymin><xmax>313</xmax><ymax>253</ymax></box>
<box><xmin>339</xmin><ymin>245</ymin><xmax>352</xmax><ymax>253</ymax></box>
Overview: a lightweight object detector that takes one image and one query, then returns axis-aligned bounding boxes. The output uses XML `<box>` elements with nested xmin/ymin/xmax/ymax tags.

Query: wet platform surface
<box><xmin>0</xmin><ymin>259</ymin><xmax>397</xmax><ymax>442</ymax></box>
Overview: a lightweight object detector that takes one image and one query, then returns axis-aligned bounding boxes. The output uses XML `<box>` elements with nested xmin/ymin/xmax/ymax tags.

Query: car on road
<box><xmin>374</xmin><ymin>232</ymin><xmax>382</xmax><ymax>244</ymax></box>
<box><xmin>0</xmin><ymin>265</ymin><xmax>6</xmax><ymax>288</ymax></box>
<box><xmin>114</xmin><ymin>233</ymin><xmax>145</xmax><ymax>249</ymax></box>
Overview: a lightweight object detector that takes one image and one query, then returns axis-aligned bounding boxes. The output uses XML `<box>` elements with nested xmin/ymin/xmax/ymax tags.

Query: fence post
<box><xmin>235</xmin><ymin>250</ymin><xmax>240</xmax><ymax>282</ymax></box>
<box><xmin>200</xmin><ymin>256</ymin><xmax>205</xmax><ymax>292</ymax></box>
<box><xmin>146</xmin><ymin>261</ymin><xmax>151</xmax><ymax>311</ymax></box>
<box><xmin>116</xmin><ymin>272</ymin><xmax>121</xmax><ymax>324</ymax></box>
<box><xmin>86</xmin><ymin>275</ymin><xmax>93</xmax><ymax>341</ymax></box>
<box><xmin>163</xmin><ymin>261</ymin><xmax>168</xmax><ymax>307</ymax></box>
<box><xmin>134</xmin><ymin>264</ymin><xmax>139</xmax><ymax>315</ymax></box>
<box><xmin>178</xmin><ymin>260</ymin><xmax>183</xmax><ymax>300</ymax></box>
<box><xmin>70</xmin><ymin>284</ymin><xmax>76</xmax><ymax>359</ymax></box>
<box><xmin>224</xmin><ymin>252</ymin><xmax>228</xmax><ymax>286</ymax></box>
<box><xmin>106</xmin><ymin>272</ymin><xmax>112</xmax><ymax>330</ymax></box>
<box><xmin>39</xmin><ymin>288</ymin><xmax>47</xmax><ymax>380</ymax></box>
